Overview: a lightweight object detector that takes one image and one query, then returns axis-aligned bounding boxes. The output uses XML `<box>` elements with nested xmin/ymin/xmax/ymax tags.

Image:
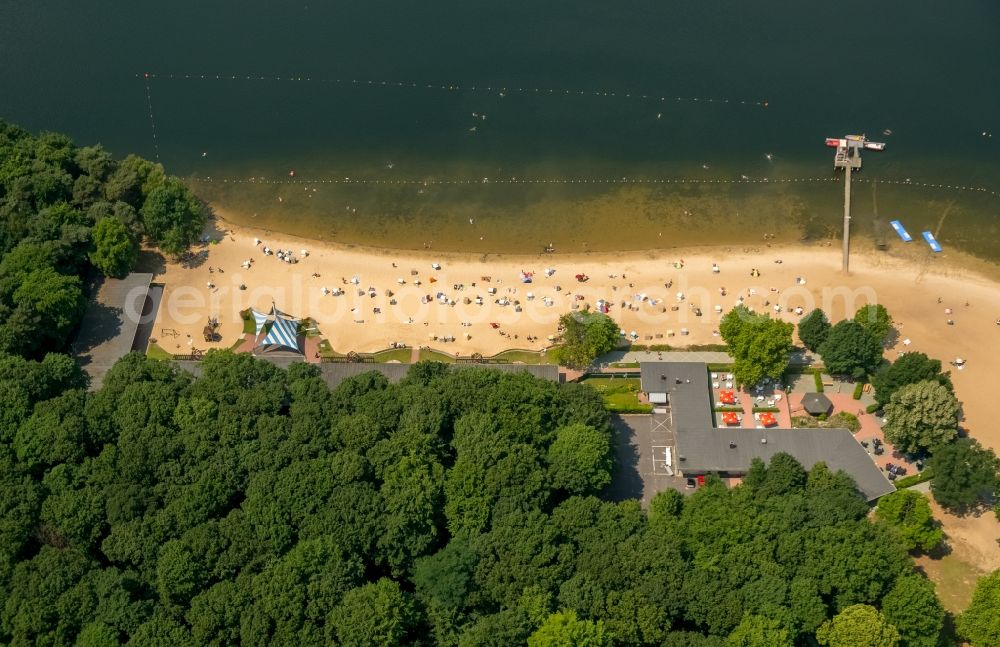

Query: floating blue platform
<box><xmin>922</xmin><ymin>231</ymin><xmax>942</xmax><ymax>253</ymax></box>
<box><xmin>889</xmin><ymin>220</ymin><xmax>912</xmax><ymax>242</ymax></box>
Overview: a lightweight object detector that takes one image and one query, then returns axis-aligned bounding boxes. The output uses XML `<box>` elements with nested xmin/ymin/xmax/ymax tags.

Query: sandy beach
<box><xmin>146</xmin><ymin>214</ymin><xmax>1000</xmax><ymax>452</ymax></box>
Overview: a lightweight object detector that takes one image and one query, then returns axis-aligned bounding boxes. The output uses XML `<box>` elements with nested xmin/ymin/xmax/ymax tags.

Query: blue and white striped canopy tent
<box><xmin>251</xmin><ymin>308</ymin><xmax>271</xmax><ymax>336</ymax></box>
<box><xmin>252</xmin><ymin>304</ymin><xmax>302</xmax><ymax>352</ymax></box>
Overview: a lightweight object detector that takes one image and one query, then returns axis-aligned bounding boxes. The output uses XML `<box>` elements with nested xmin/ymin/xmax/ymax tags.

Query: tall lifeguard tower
<box><xmin>825</xmin><ymin>135</ymin><xmax>886</xmax><ymax>273</ymax></box>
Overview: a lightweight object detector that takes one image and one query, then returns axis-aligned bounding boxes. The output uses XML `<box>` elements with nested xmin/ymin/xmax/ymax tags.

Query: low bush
<box><xmin>813</xmin><ymin>371</ymin><xmax>824</xmax><ymax>393</ymax></box>
<box><xmin>866</xmin><ymin>403</ymin><xmax>880</xmax><ymax>414</ymax></box>
<box><xmin>852</xmin><ymin>382</ymin><xmax>865</xmax><ymax>400</ymax></box>
<box><xmin>714</xmin><ymin>406</ymin><xmax>745</xmax><ymax>412</ymax></box>
<box><xmin>684</xmin><ymin>343</ymin><xmax>729</xmax><ymax>352</ymax></box>
<box><xmin>751</xmin><ymin>407</ymin><xmax>782</xmax><ymax>413</ymax></box>
<box><xmin>894</xmin><ymin>467</ymin><xmax>934</xmax><ymax>490</ymax></box>
<box><xmin>606</xmin><ymin>404</ymin><xmax>655</xmax><ymax>414</ymax></box>
<box><xmin>828</xmin><ymin>411</ymin><xmax>861</xmax><ymax>433</ymax></box>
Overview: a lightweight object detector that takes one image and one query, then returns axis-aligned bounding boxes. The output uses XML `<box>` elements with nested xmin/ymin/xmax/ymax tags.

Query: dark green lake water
<box><xmin>2</xmin><ymin>0</ymin><xmax>998</xmax><ymax>256</ymax></box>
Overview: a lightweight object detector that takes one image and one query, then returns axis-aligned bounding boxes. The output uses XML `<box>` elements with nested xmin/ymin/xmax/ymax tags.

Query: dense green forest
<box><xmin>0</xmin><ymin>119</ymin><xmax>206</xmax><ymax>358</ymax></box>
<box><xmin>1</xmin><ymin>350</ymin><xmax>950</xmax><ymax>646</ymax></box>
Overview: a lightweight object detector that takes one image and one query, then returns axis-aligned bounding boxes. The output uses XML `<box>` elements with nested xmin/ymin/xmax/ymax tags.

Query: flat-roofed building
<box><xmin>674</xmin><ymin>428</ymin><xmax>895</xmax><ymax>501</ymax></box>
<box><xmin>640</xmin><ymin>361</ymin><xmax>893</xmax><ymax>501</ymax></box>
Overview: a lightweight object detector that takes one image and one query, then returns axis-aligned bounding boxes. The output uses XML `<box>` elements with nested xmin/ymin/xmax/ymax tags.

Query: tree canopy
<box><xmin>726</xmin><ymin>615</ymin><xmax>793</xmax><ymax>647</ymax></box>
<box><xmin>0</xmin><ymin>119</ymin><xmax>206</xmax><ymax>359</ymax></box>
<box><xmin>797</xmin><ymin>308</ymin><xmax>831</xmax><ymax>352</ymax></box>
<box><xmin>818</xmin><ymin>321</ymin><xmax>883</xmax><ymax>379</ymax></box>
<box><xmin>553</xmin><ymin>311</ymin><xmax>621</xmax><ymax>369</ymax></box>
<box><xmin>0</xmin><ymin>351</ymin><xmax>940</xmax><ymax>646</ymax></box>
<box><xmin>139</xmin><ymin>177</ymin><xmax>206</xmax><ymax>257</ymax></box>
<box><xmin>874</xmin><ymin>490</ymin><xmax>943</xmax><ymax>553</ymax></box>
<box><xmin>528</xmin><ymin>610</ymin><xmax>610</xmax><ymax>647</ymax></box>
<box><xmin>853</xmin><ymin>304</ymin><xmax>894</xmax><ymax>344</ymax></box>
<box><xmin>959</xmin><ymin>569</ymin><xmax>1000</xmax><ymax>647</ymax></box>
<box><xmin>89</xmin><ymin>217</ymin><xmax>139</xmax><ymax>279</ymax></box>
<box><xmin>871</xmin><ymin>352</ymin><xmax>953</xmax><ymax>408</ymax></box>
<box><xmin>882</xmin><ymin>380</ymin><xmax>960</xmax><ymax>454</ymax></box>
<box><xmin>719</xmin><ymin>306</ymin><xmax>793</xmax><ymax>387</ymax></box>
<box><xmin>816</xmin><ymin>604</ymin><xmax>899</xmax><ymax>647</ymax></box>
<box><xmin>880</xmin><ymin>574</ymin><xmax>944</xmax><ymax>647</ymax></box>
<box><xmin>928</xmin><ymin>438</ymin><xmax>1000</xmax><ymax>513</ymax></box>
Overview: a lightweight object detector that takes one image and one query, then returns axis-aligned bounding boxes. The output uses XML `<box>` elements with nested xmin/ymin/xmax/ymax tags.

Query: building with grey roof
<box><xmin>640</xmin><ymin>362</ymin><xmax>713</xmax><ymax>429</ymax></box>
<box><xmin>640</xmin><ymin>361</ymin><xmax>893</xmax><ymax>501</ymax></box>
<box><xmin>674</xmin><ymin>428</ymin><xmax>895</xmax><ymax>501</ymax></box>
<box><xmin>73</xmin><ymin>273</ymin><xmax>154</xmax><ymax>390</ymax></box>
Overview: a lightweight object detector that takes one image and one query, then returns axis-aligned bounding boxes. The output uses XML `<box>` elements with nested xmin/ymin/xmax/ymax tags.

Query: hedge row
<box><xmin>894</xmin><ymin>467</ymin><xmax>934</xmax><ymax>490</ymax></box>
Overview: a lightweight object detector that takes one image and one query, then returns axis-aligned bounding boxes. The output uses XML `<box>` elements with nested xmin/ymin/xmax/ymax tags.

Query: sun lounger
<box><xmin>889</xmin><ymin>220</ymin><xmax>913</xmax><ymax>242</ymax></box>
<box><xmin>922</xmin><ymin>231</ymin><xmax>942</xmax><ymax>252</ymax></box>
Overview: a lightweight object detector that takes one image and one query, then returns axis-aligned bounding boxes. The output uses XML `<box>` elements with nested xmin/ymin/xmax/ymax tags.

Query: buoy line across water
<box><xmin>136</xmin><ymin>72</ymin><xmax>770</xmax><ymax>108</ymax></box>
<box><xmin>187</xmin><ymin>176</ymin><xmax>998</xmax><ymax>197</ymax></box>
<box><xmin>142</xmin><ymin>73</ymin><xmax>160</xmax><ymax>162</ymax></box>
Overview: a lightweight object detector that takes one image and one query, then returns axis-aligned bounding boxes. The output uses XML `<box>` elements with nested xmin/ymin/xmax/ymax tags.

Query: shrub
<box><xmin>828</xmin><ymin>411</ymin><xmax>861</xmax><ymax>432</ymax></box>
<box><xmin>894</xmin><ymin>468</ymin><xmax>934</xmax><ymax>490</ymax></box>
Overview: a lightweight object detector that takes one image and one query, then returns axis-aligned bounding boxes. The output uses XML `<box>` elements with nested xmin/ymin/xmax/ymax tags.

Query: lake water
<box><xmin>1</xmin><ymin>0</ymin><xmax>998</xmax><ymax>257</ymax></box>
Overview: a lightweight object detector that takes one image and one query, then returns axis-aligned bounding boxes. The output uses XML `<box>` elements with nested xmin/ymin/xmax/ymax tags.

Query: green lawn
<box><xmin>316</xmin><ymin>339</ymin><xmax>341</xmax><ymax>359</ymax></box>
<box><xmin>299</xmin><ymin>317</ymin><xmax>322</xmax><ymax>338</ymax></box>
<box><xmin>146</xmin><ymin>342</ymin><xmax>174</xmax><ymax>361</ymax></box>
<box><xmin>240</xmin><ymin>311</ymin><xmax>256</xmax><ymax>334</ymax></box>
<box><xmin>916</xmin><ymin>553</ymin><xmax>985</xmax><ymax>615</ymax></box>
<box><xmin>419</xmin><ymin>348</ymin><xmax>456</xmax><ymax>363</ymax></box>
<box><xmin>373</xmin><ymin>347</ymin><xmax>412</xmax><ymax>363</ymax></box>
<box><xmin>580</xmin><ymin>377</ymin><xmax>652</xmax><ymax>412</ymax></box>
<box><xmin>491</xmin><ymin>348</ymin><xmax>559</xmax><ymax>364</ymax></box>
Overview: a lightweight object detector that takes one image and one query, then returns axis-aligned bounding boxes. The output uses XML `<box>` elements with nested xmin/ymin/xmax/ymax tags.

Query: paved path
<box><xmin>409</xmin><ymin>346</ymin><xmax>420</xmax><ymax>362</ymax></box>
<box><xmin>599</xmin><ymin>348</ymin><xmax>815</xmax><ymax>367</ymax></box>
<box><xmin>600</xmin><ymin>350</ymin><xmax>734</xmax><ymax>365</ymax></box>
